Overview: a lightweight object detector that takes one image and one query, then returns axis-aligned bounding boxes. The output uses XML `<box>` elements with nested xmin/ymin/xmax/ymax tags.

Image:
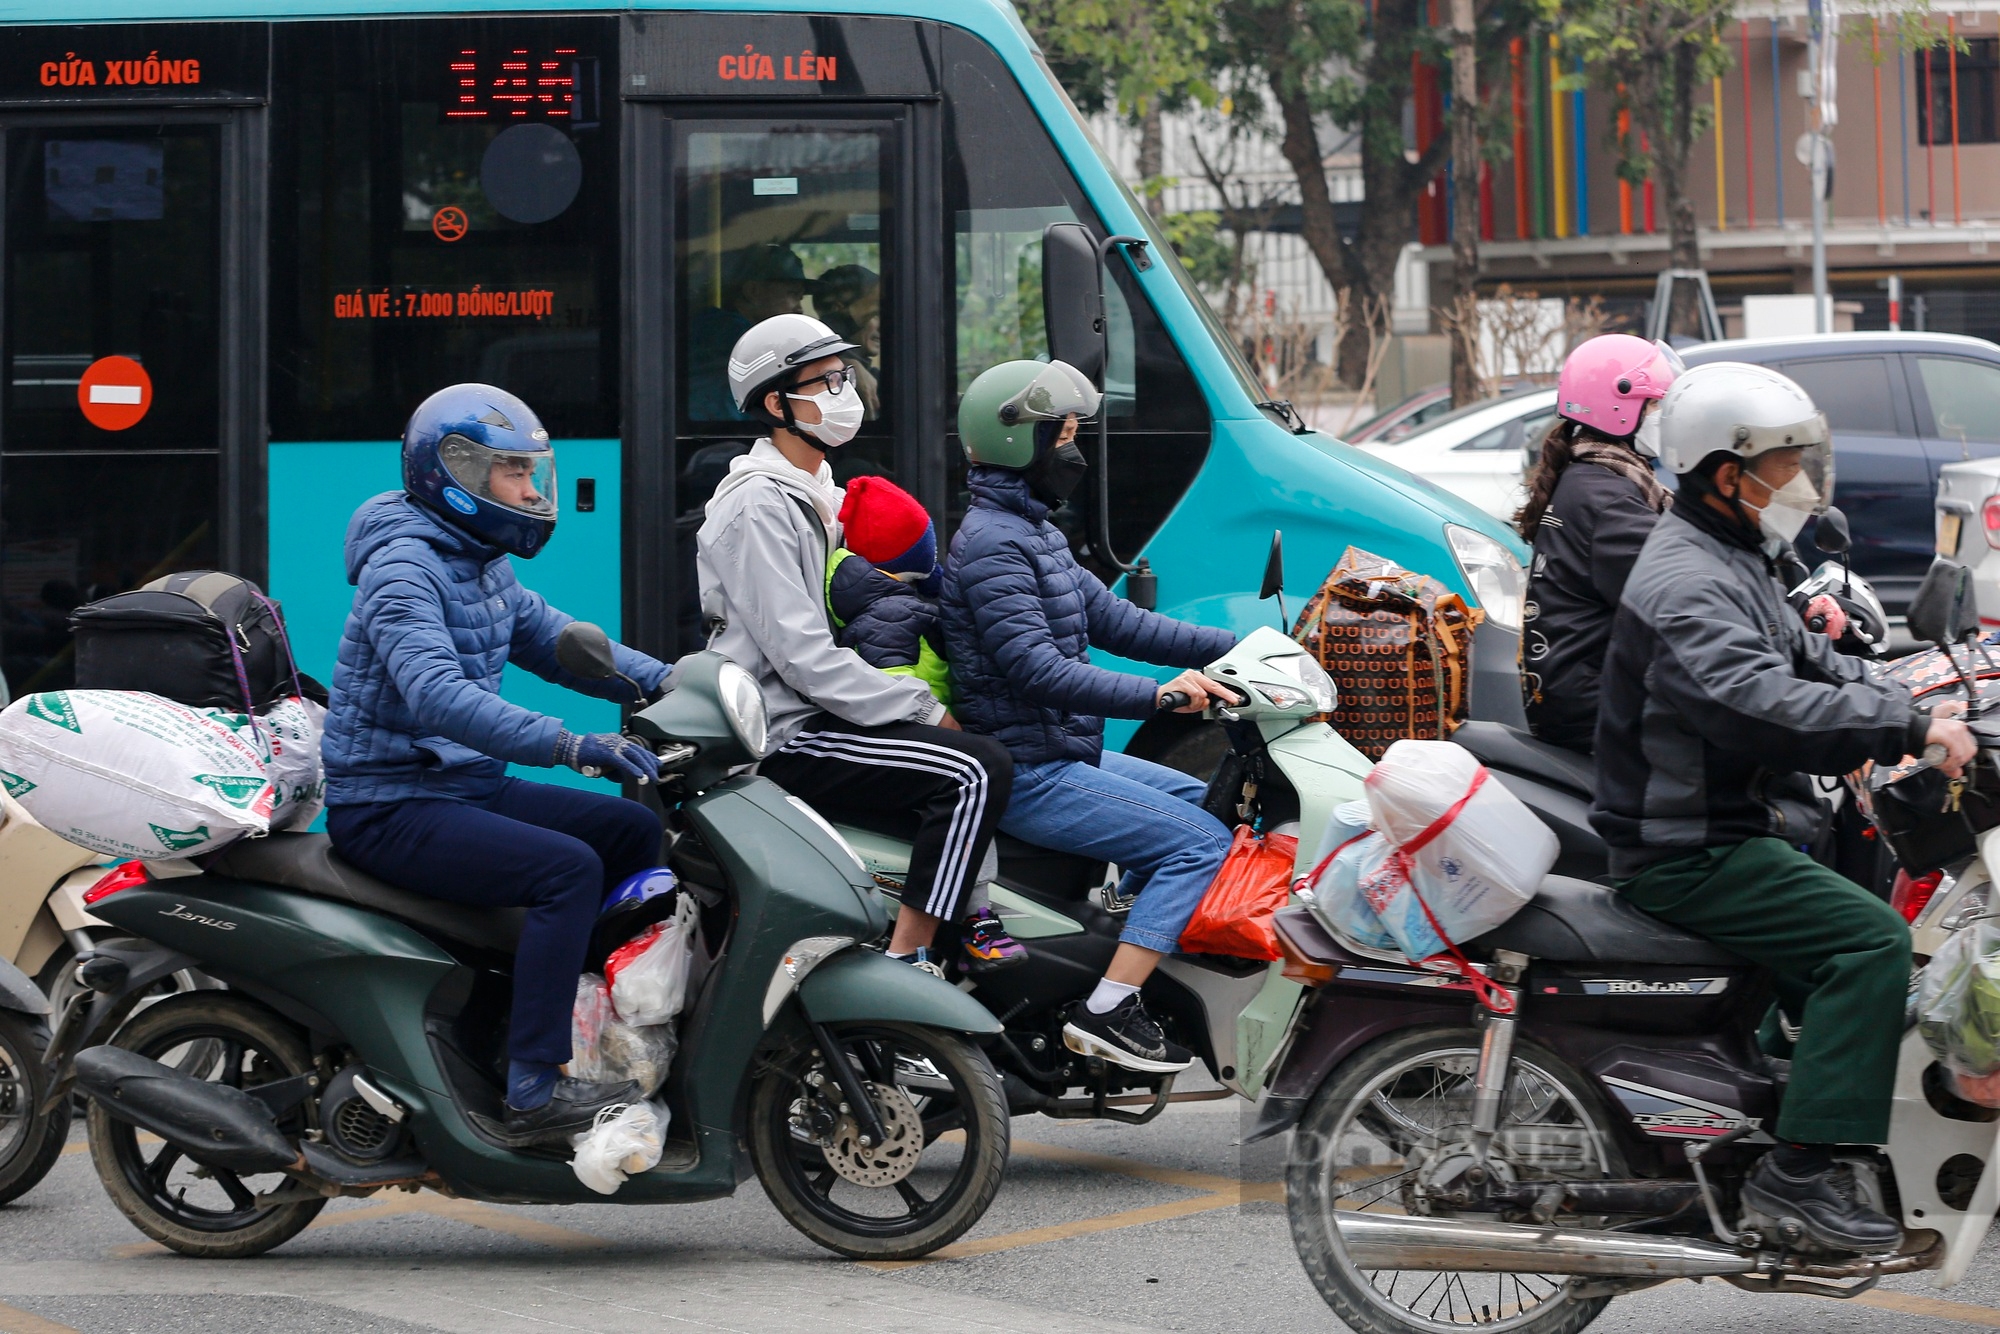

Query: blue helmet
<box><xmin>402</xmin><ymin>384</ymin><xmax>558</xmax><ymax>557</ymax></box>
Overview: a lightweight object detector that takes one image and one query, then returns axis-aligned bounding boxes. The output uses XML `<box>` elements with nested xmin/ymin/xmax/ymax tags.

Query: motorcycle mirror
<box><xmin>556</xmin><ymin>621</ymin><xmax>619</xmax><ymax>680</ymax></box>
<box><xmin>1260</xmin><ymin>531</ymin><xmax>1285</xmax><ymax>602</ymax></box>
<box><xmin>1908</xmin><ymin>559</ymin><xmax>1978</xmax><ymax>646</ymax></box>
<box><xmin>1814</xmin><ymin>506</ymin><xmax>1852</xmax><ymax>556</ymax></box>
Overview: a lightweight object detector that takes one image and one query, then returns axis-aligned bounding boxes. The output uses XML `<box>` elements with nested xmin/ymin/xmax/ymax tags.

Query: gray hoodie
<box><xmin>696</xmin><ymin>441</ymin><xmax>945</xmax><ymax>751</ymax></box>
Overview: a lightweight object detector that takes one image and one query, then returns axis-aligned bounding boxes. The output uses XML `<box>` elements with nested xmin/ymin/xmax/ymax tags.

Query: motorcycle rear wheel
<box><xmin>1287</xmin><ymin>1026</ymin><xmax>1623</xmax><ymax>1334</ymax></box>
<box><xmin>0</xmin><ymin>1009</ymin><xmax>70</xmax><ymax>1207</ymax></box>
<box><xmin>87</xmin><ymin>994</ymin><xmax>324</xmax><ymax>1258</ymax></box>
<box><xmin>749</xmin><ymin>1021</ymin><xmax>1008</xmax><ymax>1260</ymax></box>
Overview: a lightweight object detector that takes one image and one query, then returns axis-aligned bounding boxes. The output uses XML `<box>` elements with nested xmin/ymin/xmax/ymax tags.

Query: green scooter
<box><xmin>43</xmin><ymin>630</ymin><xmax>1009</xmax><ymax>1261</ymax></box>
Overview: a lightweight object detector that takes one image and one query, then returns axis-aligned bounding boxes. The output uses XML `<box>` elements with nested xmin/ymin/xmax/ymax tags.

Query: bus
<box><xmin>0</xmin><ymin>0</ymin><xmax>1527</xmax><ymax>776</ymax></box>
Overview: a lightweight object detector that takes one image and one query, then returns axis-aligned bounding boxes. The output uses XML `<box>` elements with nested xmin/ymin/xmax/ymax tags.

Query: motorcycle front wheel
<box><xmin>749</xmin><ymin>1021</ymin><xmax>1008</xmax><ymax>1260</ymax></box>
<box><xmin>1287</xmin><ymin>1026</ymin><xmax>1624</xmax><ymax>1334</ymax></box>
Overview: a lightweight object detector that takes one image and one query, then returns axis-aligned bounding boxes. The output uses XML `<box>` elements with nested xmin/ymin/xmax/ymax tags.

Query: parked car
<box><xmin>1682</xmin><ymin>332</ymin><xmax>2000</xmax><ymax>617</ymax></box>
<box><xmin>1934</xmin><ymin>456</ymin><xmax>2000</xmax><ymax>630</ymax></box>
<box><xmin>1342</xmin><ymin>377</ymin><xmax>1550</xmax><ymax>445</ymax></box>
<box><xmin>1352</xmin><ymin>389</ymin><xmax>1559</xmax><ymax>523</ymax></box>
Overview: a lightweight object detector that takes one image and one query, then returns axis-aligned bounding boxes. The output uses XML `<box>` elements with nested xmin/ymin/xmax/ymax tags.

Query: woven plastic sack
<box><xmin>0</xmin><ymin>690</ymin><xmax>274</xmax><ymax>858</ymax></box>
<box><xmin>1291</xmin><ymin>546</ymin><xmax>1483</xmax><ymax>760</ymax></box>
<box><xmin>1178</xmin><ymin>826</ymin><xmax>1300</xmax><ymax>960</ymax></box>
<box><xmin>569</xmin><ymin>1100</ymin><xmax>668</xmax><ymax>1195</ymax></box>
<box><xmin>606</xmin><ymin>894</ymin><xmax>699</xmax><ymax>1026</ymax></box>
<box><xmin>1917</xmin><ymin>918</ymin><xmax>2000</xmax><ymax>1079</ymax></box>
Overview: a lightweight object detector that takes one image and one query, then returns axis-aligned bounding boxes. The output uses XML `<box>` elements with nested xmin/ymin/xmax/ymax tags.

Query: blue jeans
<box><xmin>326</xmin><ymin>778</ymin><xmax>662</xmax><ymax>1067</ymax></box>
<box><xmin>1000</xmin><ymin>751</ymin><xmax>1232</xmax><ymax>954</ymax></box>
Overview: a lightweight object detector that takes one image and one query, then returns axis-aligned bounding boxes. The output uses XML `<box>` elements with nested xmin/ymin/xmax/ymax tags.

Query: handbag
<box><xmin>1178</xmin><ymin>826</ymin><xmax>1299</xmax><ymax>961</ymax></box>
<box><xmin>1291</xmin><ymin>546</ymin><xmax>1483</xmax><ymax>760</ymax></box>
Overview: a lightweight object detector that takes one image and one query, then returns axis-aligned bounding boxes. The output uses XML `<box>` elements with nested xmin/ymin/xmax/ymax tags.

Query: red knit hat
<box><xmin>839</xmin><ymin>475</ymin><xmax>936</xmax><ymax>577</ymax></box>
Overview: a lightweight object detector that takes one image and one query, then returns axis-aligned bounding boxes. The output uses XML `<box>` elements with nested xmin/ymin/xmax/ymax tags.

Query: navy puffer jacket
<box><xmin>322</xmin><ymin>493</ymin><xmax>666</xmax><ymax>806</ymax></box>
<box><xmin>941</xmin><ymin>468</ymin><xmax>1234</xmax><ymax>766</ymax></box>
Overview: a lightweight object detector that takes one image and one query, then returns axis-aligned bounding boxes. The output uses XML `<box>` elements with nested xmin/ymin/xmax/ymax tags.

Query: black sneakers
<box><xmin>1062</xmin><ymin>994</ymin><xmax>1193</xmax><ymax>1073</ymax></box>
<box><xmin>503</xmin><ymin>1076</ymin><xmax>644</xmax><ymax>1146</ymax></box>
<box><xmin>1741</xmin><ymin>1154</ymin><xmax>1903</xmax><ymax>1252</ymax></box>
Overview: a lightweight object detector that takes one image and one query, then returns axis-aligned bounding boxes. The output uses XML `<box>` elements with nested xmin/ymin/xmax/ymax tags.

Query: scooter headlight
<box><xmin>716</xmin><ymin>660</ymin><xmax>769</xmax><ymax>758</ymax></box>
<box><xmin>1255</xmin><ymin>651</ymin><xmax>1339</xmax><ymax>712</ymax></box>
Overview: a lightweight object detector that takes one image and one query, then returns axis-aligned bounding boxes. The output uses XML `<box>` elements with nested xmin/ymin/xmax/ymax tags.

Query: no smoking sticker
<box><xmin>77</xmin><ymin>355</ymin><xmax>152</xmax><ymax>431</ymax></box>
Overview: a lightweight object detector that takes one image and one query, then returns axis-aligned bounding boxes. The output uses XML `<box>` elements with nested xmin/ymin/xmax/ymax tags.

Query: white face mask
<box><xmin>1740</xmin><ymin>467</ymin><xmax>1819</xmax><ymax>545</ymax></box>
<box><xmin>1631</xmin><ymin>410</ymin><xmax>1662</xmax><ymax>459</ymax></box>
<box><xmin>788</xmin><ymin>381</ymin><xmax>864</xmax><ymax>448</ymax></box>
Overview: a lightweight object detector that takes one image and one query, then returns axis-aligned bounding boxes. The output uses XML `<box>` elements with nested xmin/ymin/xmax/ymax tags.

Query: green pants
<box><xmin>1617</xmin><ymin>838</ymin><xmax>1911</xmax><ymax>1145</ymax></box>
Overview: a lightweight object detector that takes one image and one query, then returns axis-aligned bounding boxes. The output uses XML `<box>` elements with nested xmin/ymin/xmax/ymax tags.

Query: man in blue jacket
<box><xmin>322</xmin><ymin>384</ymin><xmax>671</xmax><ymax>1145</ymax></box>
<box><xmin>942</xmin><ymin>360</ymin><xmax>1237</xmax><ymax>1072</ymax></box>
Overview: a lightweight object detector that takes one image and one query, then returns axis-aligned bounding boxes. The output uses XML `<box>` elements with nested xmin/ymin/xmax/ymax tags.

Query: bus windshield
<box><xmin>1032</xmin><ymin>52</ymin><xmax>1270</xmax><ymax>415</ymax></box>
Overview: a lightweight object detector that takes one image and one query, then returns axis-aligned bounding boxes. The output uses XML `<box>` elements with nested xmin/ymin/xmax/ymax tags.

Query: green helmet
<box><xmin>957</xmin><ymin>359</ymin><xmax>1102</xmax><ymax>468</ymax></box>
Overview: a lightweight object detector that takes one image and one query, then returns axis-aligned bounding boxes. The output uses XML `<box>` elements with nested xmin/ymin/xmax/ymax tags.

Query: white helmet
<box><xmin>1656</xmin><ymin>361</ymin><xmax>1833</xmax><ymax>506</ymax></box>
<box><xmin>727</xmin><ymin>313</ymin><xmax>857</xmax><ymax>414</ymax></box>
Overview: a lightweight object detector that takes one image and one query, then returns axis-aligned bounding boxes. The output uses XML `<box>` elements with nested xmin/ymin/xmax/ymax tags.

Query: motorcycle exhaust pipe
<box><xmin>74</xmin><ymin>1047</ymin><xmax>303</xmax><ymax>1176</ymax></box>
<box><xmin>1337</xmin><ymin>1211</ymin><xmax>1756</xmax><ymax>1278</ymax></box>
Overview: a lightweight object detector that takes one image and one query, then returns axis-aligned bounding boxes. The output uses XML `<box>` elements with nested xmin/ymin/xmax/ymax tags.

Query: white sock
<box><xmin>1085</xmin><ymin>979</ymin><xmax>1140</xmax><ymax>1015</ymax></box>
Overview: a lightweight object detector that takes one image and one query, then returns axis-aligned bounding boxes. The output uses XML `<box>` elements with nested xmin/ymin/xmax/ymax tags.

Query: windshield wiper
<box><xmin>1257</xmin><ymin>399</ymin><xmax>1311</xmax><ymax>434</ymax></box>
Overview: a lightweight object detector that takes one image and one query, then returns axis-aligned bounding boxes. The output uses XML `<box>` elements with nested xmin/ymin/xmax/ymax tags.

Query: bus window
<box><xmin>1</xmin><ymin>124</ymin><xmax>222</xmax><ymax>694</ymax></box>
<box><xmin>940</xmin><ymin>31</ymin><xmax>1207</xmax><ymax>568</ymax></box>
<box><xmin>269</xmin><ymin>18</ymin><xmax>620</xmax><ymax>441</ymax></box>
<box><xmin>670</xmin><ymin>115</ymin><xmax>900</xmax><ymax>645</ymax></box>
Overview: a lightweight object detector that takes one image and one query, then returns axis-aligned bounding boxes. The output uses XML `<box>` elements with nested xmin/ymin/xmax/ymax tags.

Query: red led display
<box><xmin>442</xmin><ymin>46</ymin><xmax>596</xmax><ymax>123</ymax></box>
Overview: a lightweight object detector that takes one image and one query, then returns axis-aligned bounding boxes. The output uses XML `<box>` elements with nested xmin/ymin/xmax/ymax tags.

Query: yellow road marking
<box><xmin>0</xmin><ymin>1302</ymin><xmax>80</xmax><ymax>1334</ymax></box>
<box><xmin>1853</xmin><ymin>1291</ymin><xmax>2000</xmax><ymax>1327</ymax></box>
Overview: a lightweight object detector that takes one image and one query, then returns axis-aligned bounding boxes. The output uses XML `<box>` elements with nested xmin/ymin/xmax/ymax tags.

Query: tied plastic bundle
<box><xmin>607</xmin><ymin>894</ymin><xmax>700</xmax><ymax>1027</ymax></box>
<box><xmin>1916</xmin><ymin>916</ymin><xmax>2000</xmax><ymax>1106</ymax></box>
<box><xmin>1298</xmin><ymin>742</ymin><xmax>1554</xmax><ymax>973</ymax></box>
<box><xmin>569</xmin><ymin>1100</ymin><xmax>669</xmax><ymax>1195</ymax></box>
<box><xmin>570</xmin><ymin>975</ymin><xmax>678</xmax><ymax>1098</ymax></box>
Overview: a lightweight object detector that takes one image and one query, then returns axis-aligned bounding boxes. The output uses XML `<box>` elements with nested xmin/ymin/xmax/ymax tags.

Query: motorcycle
<box><xmin>0</xmin><ymin>954</ymin><xmax>64</xmax><ymax>1205</ymax></box>
<box><xmin>1257</xmin><ymin>555</ymin><xmax>2000</xmax><ymax>1334</ymax></box>
<box><xmin>44</xmin><ymin>630</ymin><xmax>1010</xmax><ymax>1261</ymax></box>
<box><xmin>819</xmin><ymin>535</ymin><xmax>1369</xmax><ymax>1123</ymax></box>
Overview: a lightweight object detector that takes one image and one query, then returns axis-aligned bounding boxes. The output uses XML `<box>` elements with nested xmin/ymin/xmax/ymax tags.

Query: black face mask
<box><xmin>1025</xmin><ymin>440</ymin><xmax>1089</xmax><ymax>507</ymax></box>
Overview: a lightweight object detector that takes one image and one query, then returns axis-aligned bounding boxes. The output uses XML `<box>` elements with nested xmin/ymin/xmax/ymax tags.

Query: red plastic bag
<box><xmin>1178</xmin><ymin>827</ymin><xmax>1299</xmax><ymax>960</ymax></box>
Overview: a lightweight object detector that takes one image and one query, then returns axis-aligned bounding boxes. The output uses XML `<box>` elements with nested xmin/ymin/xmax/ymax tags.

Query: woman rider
<box><xmin>942</xmin><ymin>360</ymin><xmax>1237</xmax><ymax>1073</ymax></box>
<box><xmin>1517</xmin><ymin>335</ymin><xmax>1684</xmax><ymax>753</ymax></box>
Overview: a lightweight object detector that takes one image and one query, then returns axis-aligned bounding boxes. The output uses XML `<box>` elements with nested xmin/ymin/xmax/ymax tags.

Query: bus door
<box><xmin>0</xmin><ymin>26</ymin><xmax>266</xmax><ymax>698</ymax></box>
<box><xmin>620</xmin><ymin>14</ymin><xmax>943</xmax><ymax>658</ymax></box>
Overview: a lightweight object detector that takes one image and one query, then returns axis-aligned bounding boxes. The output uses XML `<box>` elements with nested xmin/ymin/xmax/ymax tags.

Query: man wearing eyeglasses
<box><xmin>697</xmin><ymin>314</ymin><xmax>1012</xmax><ymax>977</ymax></box>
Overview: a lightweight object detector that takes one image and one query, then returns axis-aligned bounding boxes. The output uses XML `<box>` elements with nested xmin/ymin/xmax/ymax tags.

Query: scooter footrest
<box><xmin>298</xmin><ymin>1141</ymin><xmax>429</xmax><ymax>1187</ymax></box>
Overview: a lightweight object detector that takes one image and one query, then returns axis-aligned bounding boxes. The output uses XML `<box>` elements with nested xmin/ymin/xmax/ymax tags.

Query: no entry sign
<box><xmin>77</xmin><ymin>355</ymin><xmax>152</xmax><ymax>431</ymax></box>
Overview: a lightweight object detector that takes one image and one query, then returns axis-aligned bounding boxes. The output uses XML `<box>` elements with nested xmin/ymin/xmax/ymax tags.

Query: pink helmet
<box><xmin>1555</xmin><ymin>334</ymin><xmax>1684</xmax><ymax>438</ymax></box>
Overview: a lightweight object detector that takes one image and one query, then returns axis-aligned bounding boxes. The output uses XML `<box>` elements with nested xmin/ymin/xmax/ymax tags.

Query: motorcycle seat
<box><xmin>1453</xmin><ymin>721</ymin><xmax>1595</xmax><ymax>797</ymax></box>
<box><xmin>209</xmin><ymin>833</ymin><xmax>524</xmax><ymax>956</ymax></box>
<box><xmin>1471</xmin><ymin>875</ymin><xmax>1745</xmax><ymax>968</ymax></box>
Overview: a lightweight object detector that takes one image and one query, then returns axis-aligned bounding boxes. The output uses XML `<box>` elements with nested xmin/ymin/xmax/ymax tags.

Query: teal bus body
<box><xmin>0</xmin><ymin>1</ymin><xmax>1524</xmax><ymax>782</ymax></box>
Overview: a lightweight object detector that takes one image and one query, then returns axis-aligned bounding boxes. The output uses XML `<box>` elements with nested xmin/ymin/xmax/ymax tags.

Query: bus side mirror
<box><xmin>1042</xmin><ymin>222</ymin><xmax>1106</xmax><ymax>385</ymax></box>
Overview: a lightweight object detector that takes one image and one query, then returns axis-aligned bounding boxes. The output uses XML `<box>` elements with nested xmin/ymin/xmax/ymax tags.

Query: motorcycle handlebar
<box><xmin>1158</xmin><ymin>691</ymin><xmax>1191</xmax><ymax>712</ymax></box>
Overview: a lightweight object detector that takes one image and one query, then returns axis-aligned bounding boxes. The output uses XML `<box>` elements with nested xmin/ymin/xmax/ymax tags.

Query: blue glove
<box><xmin>554</xmin><ymin>729</ymin><xmax>665</xmax><ymax>785</ymax></box>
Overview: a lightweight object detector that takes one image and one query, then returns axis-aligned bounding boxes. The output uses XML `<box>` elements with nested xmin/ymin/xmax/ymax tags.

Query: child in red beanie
<box><xmin>829</xmin><ymin>475</ymin><xmax>1025</xmax><ymax>971</ymax></box>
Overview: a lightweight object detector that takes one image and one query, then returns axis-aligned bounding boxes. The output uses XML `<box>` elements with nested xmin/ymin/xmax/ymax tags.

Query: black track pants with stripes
<box><xmin>760</xmin><ymin>715</ymin><xmax>1012</xmax><ymax>921</ymax></box>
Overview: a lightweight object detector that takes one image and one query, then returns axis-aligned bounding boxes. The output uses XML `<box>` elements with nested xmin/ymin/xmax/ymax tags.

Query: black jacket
<box><xmin>826</xmin><ymin>552</ymin><xmax>940</xmax><ymax>673</ymax></box>
<box><xmin>1591</xmin><ymin>504</ymin><xmax>1929</xmax><ymax>878</ymax></box>
<box><xmin>1522</xmin><ymin>461</ymin><xmax>1663</xmax><ymax>752</ymax></box>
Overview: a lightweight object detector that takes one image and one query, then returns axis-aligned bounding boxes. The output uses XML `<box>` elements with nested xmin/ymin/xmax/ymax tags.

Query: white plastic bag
<box><xmin>1359</xmin><ymin>740</ymin><xmax>1554</xmax><ymax>953</ymax></box>
<box><xmin>606</xmin><ymin>894</ymin><xmax>699</xmax><ymax>1026</ymax></box>
<box><xmin>1298</xmin><ymin>801</ymin><xmax>1400</xmax><ymax>953</ymax></box>
<box><xmin>0</xmin><ymin>690</ymin><xmax>274</xmax><ymax>858</ymax></box>
<box><xmin>569</xmin><ymin>1100</ymin><xmax>668</xmax><ymax>1195</ymax></box>
<box><xmin>570</xmin><ymin>973</ymin><xmax>679</xmax><ymax>1096</ymax></box>
<box><xmin>1918</xmin><ymin>917</ymin><xmax>2000</xmax><ymax>1080</ymax></box>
